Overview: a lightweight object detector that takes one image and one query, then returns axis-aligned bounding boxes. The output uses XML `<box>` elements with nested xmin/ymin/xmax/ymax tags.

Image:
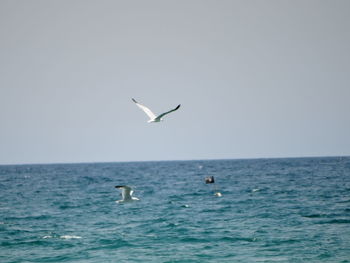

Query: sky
<box><xmin>1</xmin><ymin>0</ymin><xmax>350</xmax><ymax>165</ymax></box>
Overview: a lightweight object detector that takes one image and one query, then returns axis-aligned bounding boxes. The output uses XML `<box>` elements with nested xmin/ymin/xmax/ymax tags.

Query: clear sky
<box><xmin>1</xmin><ymin>0</ymin><xmax>350</xmax><ymax>165</ymax></box>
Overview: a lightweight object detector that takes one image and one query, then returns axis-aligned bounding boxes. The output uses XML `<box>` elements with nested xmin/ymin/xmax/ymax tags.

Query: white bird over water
<box><xmin>132</xmin><ymin>98</ymin><xmax>180</xmax><ymax>123</ymax></box>
<box><xmin>115</xmin><ymin>185</ymin><xmax>140</xmax><ymax>203</ymax></box>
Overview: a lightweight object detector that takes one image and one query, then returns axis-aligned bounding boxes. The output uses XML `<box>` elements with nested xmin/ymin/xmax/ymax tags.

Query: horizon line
<box><xmin>0</xmin><ymin>154</ymin><xmax>349</xmax><ymax>166</ymax></box>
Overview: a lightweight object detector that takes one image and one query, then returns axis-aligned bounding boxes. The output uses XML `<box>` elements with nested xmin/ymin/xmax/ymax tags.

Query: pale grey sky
<box><xmin>1</xmin><ymin>0</ymin><xmax>350</xmax><ymax>164</ymax></box>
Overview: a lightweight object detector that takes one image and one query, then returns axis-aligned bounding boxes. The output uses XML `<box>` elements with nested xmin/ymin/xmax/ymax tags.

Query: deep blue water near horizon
<box><xmin>1</xmin><ymin>157</ymin><xmax>350</xmax><ymax>262</ymax></box>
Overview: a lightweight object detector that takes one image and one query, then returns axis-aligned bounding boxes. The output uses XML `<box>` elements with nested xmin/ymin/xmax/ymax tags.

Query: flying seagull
<box><xmin>132</xmin><ymin>98</ymin><xmax>180</xmax><ymax>123</ymax></box>
<box><xmin>115</xmin><ymin>185</ymin><xmax>140</xmax><ymax>203</ymax></box>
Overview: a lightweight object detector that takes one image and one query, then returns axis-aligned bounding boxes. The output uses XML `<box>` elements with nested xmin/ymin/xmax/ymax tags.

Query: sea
<box><xmin>1</xmin><ymin>157</ymin><xmax>350</xmax><ymax>263</ymax></box>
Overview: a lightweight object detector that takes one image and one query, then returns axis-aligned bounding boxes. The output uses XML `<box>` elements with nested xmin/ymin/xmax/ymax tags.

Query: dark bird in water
<box><xmin>205</xmin><ymin>176</ymin><xmax>215</xmax><ymax>184</ymax></box>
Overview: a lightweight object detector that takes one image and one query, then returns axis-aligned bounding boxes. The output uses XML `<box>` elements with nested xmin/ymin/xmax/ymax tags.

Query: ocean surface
<box><xmin>1</xmin><ymin>157</ymin><xmax>350</xmax><ymax>262</ymax></box>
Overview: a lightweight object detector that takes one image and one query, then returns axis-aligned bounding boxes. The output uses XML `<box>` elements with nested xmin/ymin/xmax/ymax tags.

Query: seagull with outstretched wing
<box><xmin>115</xmin><ymin>185</ymin><xmax>140</xmax><ymax>203</ymax></box>
<box><xmin>132</xmin><ymin>98</ymin><xmax>180</xmax><ymax>123</ymax></box>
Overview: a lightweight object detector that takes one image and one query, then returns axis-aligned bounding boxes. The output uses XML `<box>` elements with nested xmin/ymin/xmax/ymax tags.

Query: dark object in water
<box><xmin>205</xmin><ymin>176</ymin><xmax>215</xmax><ymax>184</ymax></box>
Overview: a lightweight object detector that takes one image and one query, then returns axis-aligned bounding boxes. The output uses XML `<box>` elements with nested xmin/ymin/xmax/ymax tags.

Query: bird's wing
<box><xmin>115</xmin><ymin>185</ymin><xmax>133</xmax><ymax>200</ymax></box>
<box><xmin>156</xmin><ymin>104</ymin><xmax>181</xmax><ymax>120</ymax></box>
<box><xmin>122</xmin><ymin>186</ymin><xmax>132</xmax><ymax>199</ymax></box>
<box><xmin>132</xmin><ymin>98</ymin><xmax>157</xmax><ymax>120</ymax></box>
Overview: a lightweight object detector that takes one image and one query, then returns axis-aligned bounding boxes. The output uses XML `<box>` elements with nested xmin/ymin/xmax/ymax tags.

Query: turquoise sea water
<box><xmin>1</xmin><ymin>157</ymin><xmax>350</xmax><ymax>262</ymax></box>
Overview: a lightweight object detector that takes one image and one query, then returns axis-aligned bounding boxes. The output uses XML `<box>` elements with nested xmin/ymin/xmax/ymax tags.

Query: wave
<box><xmin>302</xmin><ymin>213</ymin><xmax>347</xmax><ymax>219</ymax></box>
<box><xmin>316</xmin><ymin>219</ymin><xmax>350</xmax><ymax>224</ymax></box>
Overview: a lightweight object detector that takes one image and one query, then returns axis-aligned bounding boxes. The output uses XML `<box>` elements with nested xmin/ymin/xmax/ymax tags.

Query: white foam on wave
<box><xmin>60</xmin><ymin>235</ymin><xmax>82</xmax><ymax>239</ymax></box>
